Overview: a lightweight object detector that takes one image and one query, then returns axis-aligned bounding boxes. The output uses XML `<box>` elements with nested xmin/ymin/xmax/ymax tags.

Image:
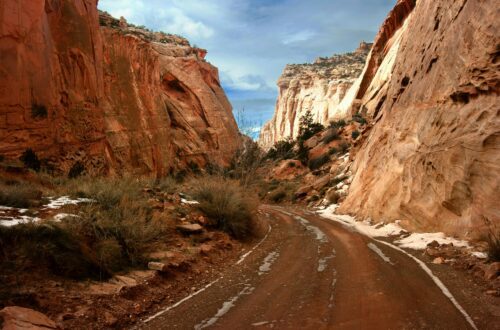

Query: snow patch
<box><xmin>53</xmin><ymin>213</ymin><xmax>79</xmax><ymax>222</ymax></box>
<box><xmin>0</xmin><ymin>215</ymin><xmax>41</xmax><ymax>227</ymax></box>
<box><xmin>44</xmin><ymin>196</ymin><xmax>93</xmax><ymax>209</ymax></box>
<box><xmin>471</xmin><ymin>251</ymin><xmax>487</xmax><ymax>259</ymax></box>
<box><xmin>395</xmin><ymin>232</ymin><xmax>470</xmax><ymax>250</ymax></box>
<box><xmin>180</xmin><ymin>198</ymin><xmax>199</xmax><ymax>205</ymax></box>
<box><xmin>367</xmin><ymin>243</ymin><xmax>394</xmax><ymax>265</ymax></box>
<box><xmin>294</xmin><ymin>215</ymin><xmax>328</xmax><ymax>243</ymax></box>
<box><xmin>258</xmin><ymin>251</ymin><xmax>279</xmax><ymax>275</ymax></box>
<box><xmin>194</xmin><ymin>285</ymin><xmax>254</xmax><ymax>329</ymax></box>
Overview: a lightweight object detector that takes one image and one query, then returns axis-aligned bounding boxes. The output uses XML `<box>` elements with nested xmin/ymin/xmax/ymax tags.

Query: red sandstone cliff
<box><xmin>0</xmin><ymin>1</ymin><xmax>241</xmax><ymax>176</ymax></box>
<box><xmin>340</xmin><ymin>0</ymin><xmax>499</xmax><ymax>238</ymax></box>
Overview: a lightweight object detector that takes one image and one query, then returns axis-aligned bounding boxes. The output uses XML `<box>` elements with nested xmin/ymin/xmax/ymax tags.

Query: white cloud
<box><xmin>282</xmin><ymin>30</ymin><xmax>317</xmax><ymax>45</ymax></box>
<box><xmin>159</xmin><ymin>8</ymin><xmax>214</xmax><ymax>39</ymax></box>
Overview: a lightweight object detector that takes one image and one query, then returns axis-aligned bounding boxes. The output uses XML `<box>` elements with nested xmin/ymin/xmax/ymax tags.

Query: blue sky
<box><xmin>98</xmin><ymin>0</ymin><xmax>396</xmax><ymax>138</ymax></box>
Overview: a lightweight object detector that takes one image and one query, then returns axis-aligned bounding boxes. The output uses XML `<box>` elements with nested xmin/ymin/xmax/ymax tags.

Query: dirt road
<box><xmin>139</xmin><ymin>205</ymin><xmax>478</xmax><ymax>329</ymax></box>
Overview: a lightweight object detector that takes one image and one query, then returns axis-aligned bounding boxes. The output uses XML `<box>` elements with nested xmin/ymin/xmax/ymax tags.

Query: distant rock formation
<box><xmin>259</xmin><ymin>42</ymin><xmax>371</xmax><ymax>149</ymax></box>
<box><xmin>0</xmin><ymin>1</ymin><xmax>241</xmax><ymax>176</ymax></box>
<box><xmin>340</xmin><ymin>0</ymin><xmax>499</xmax><ymax>238</ymax></box>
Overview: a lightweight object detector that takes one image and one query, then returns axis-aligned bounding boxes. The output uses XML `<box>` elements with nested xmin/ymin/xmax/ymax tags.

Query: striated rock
<box><xmin>0</xmin><ymin>1</ymin><xmax>241</xmax><ymax>176</ymax></box>
<box><xmin>259</xmin><ymin>42</ymin><xmax>371</xmax><ymax>149</ymax></box>
<box><xmin>0</xmin><ymin>306</ymin><xmax>57</xmax><ymax>330</ymax></box>
<box><xmin>339</xmin><ymin>0</ymin><xmax>499</xmax><ymax>238</ymax></box>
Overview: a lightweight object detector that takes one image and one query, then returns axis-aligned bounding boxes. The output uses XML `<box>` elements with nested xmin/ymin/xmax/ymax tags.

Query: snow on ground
<box><xmin>53</xmin><ymin>213</ymin><xmax>80</xmax><ymax>222</ymax></box>
<box><xmin>181</xmin><ymin>198</ymin><xmax>199</xmax><ymax>205</ymax></box>
<box><xmin>43</xmin><ymin>196</ymin><xmax>94</xmax><ymax>209</ymax></box>
<box><xmin>395</xmin><ymin>232</ymin><xmax>470</xmax><ymax>250</ymax></box>
<box><xmin>317</xmin><ymin>204</ymin><xmax>483</xmax><ymax>256</ymax></box>
<box><xmin>0</xmin><ymin>215</ymin><xmax>41</xmax><ymax>227</ymax></box>
<box><xmin>318</xmin><ymin>205</ymin><xmax>406</xmax><ymax>238</ymax></box>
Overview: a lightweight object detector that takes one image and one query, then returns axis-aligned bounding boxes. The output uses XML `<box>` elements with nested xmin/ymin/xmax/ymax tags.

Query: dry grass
<box><xmin>0</xmin><ymin>182</ymin><xmax>42</xmax><ymax>208</ymax></box>
<box><xmin>191</xmin><ymin>176</ymin><xmax>258</xmax><ymax>240</ymax></box>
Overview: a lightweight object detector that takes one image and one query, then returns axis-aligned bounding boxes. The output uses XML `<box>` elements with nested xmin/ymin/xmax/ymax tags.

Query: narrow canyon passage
<box><xmin>139</xmin><ymin>206</ymin><xmax>476</xmax><ymax>330</ymax></box>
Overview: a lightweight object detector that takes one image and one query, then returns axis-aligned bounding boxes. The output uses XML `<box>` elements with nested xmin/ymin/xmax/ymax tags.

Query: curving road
<box><xmin>139</xmin><ymin>205</ymin><xmax>476</xmax><ymax>330</ymax></box>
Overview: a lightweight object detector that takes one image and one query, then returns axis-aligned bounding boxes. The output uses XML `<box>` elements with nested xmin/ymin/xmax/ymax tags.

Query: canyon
<box><xmin>261</xmin><ymin>0</ymin><xmax>499</xmax><ymax>239</ymax></box>
<box><xmin>259</xmin><ymin>42</ymin><xmax>371</xmax><ymax>149</ymax></box>
<box><xmin>0</xmin><ymin>0</ymin><xmax>241</xmax><ymax>177</ymax></box>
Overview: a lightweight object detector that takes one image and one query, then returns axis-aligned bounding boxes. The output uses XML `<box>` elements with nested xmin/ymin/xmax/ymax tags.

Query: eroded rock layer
<box><xmin>340</xmin><ymin>0</ymin><xmax>500</xmax><ymax>238</ymax></box>
<box><xmin>0</xmin><ymin>1</ymin><xmax>240</xmax><ymax>176</ymax></box>
<box><xmin>259</xmin><ymin>42</ymin><xmax>371</xmax><ymax>149</ymax></box>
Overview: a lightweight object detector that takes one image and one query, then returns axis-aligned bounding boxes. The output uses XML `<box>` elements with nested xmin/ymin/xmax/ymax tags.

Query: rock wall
<box><xmin>259</xmin><ymin>42</ymin><xmax>371</xmax><ymax>149</ymax></box>
<box><xmin>0</xmin><ymin>1</ymin><xmax>241</xmax><ymax>176</ymax></box>
<box><xmin>339</xmin><ymin>0</ymin><xmax>500</xmax><ymax>238</ymax></box>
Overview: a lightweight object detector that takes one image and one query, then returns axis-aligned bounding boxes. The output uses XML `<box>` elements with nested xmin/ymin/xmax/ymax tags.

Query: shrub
<box><xmin>486</xmin><ymin>228</ymin><xmax>500</xmax><ymax>262</ymax></box>
<box><xmin>308</xmin><ymin>154</ymin><xmax>330</xmax><ymax>170</ymax></box>
<box><xmin>328</xmin><ymin>147</ymin><xmax>338</xmax><ymax>155</ymax></box>
<box><xmin>287</xmin><ymin>161</ymin><xmax>296</xmax><ymax>168</ymax></box>
<box><xmin>322</xmin><ymin>128</ymin><xmax>340</xmax><ymax>144</ymax></box>
<box><xmin>298</xmin><ymin>111</ymin><xmax>324</xmax><ymax>142</ymax></box>
<box><xmin>351</xmin><ymin>130</ymin><xmax>360</xmax><ymax>139</ymax></box>
<box><xmin>192</xmin><ymin>177</ymin><xmax>257</xmax><ymax>239</ymax></box>
<box><xmin>352</xmin><ymin>112</ymin><xmax>367</xmax><ymax>125</ymax></box>
<box><xmin>0</xmin><ymin>155</ymin><xmax>4</xmax><ymax>162</ymax></box>
<box><xmin>0</xmin><ymin>183</ymin><xmax>42</xmax><ymax>208</ymax></box>
<box><xmin>296</xmin><ymin>140</ymin><xmax>309</xmax><ymax>165</ymax></box>
<box><xmin>20</xmin><ymin>148</ymin><xmax>41</xmax><ymax>171</ymax></box>
<box><xmin>0</xmin><ymin>223</ymin><xmax>106</xmax><ymax>279</ymax></box>
<box><xmin>329</xmin><ymin>119</ymin><xmax>346</xmax><ymax>129</ymax></box>
<box><xmin>155</xmin><ymin>176</ymin><xmax>177</xmax><ymax>194</ymax></box>
<box><xmin>68</xmin><ymin>161</ymin><xmax>85</xmax><ymax>178</ymax></box>
<box><xmin>266</xmin><ymin>139</ymin><xmax>295</xmax><ymax>160</ymax></box>
<box><xmin>188</xmin><ymin>161</ymin><xmax>201</xmax><ymax>174</ymax></box>
<box><xmin>340</xmin><ymin>142</ymin><xmax>350</xmax><ymax>154</ymax></box>
<box><xmin>326</xmin><ymin>190</ymin><xmax>340</xmax><ymax>204</ymax></box>
<box><xmin>31</xmin><ymin>103</ymin><xmax>48</xmax><ymax>119</ymax></box>
<box><xmin>269</xmin><ymin>188</ymin><xmax>287</xmax><ymax>203</ymax></box>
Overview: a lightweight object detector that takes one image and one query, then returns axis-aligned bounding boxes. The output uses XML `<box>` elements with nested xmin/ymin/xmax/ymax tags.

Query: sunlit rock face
<box><xmin>258</xmin><ymin>42</ymin><xmax>371</xmax><ymax>150</ymax></box>
<box><xmin>340</xmin><ymin>0</ymin><xmax>500</xmax><ymax>238</ymax></box>
<box><xmin>0</xmin><ymin>1</ymin><xmax>241</xmax><ymax>176</ymax></box>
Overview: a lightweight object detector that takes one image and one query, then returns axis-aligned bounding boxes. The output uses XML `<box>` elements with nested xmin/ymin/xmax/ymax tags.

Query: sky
<box><xmin>98</xmin><ymin>0</ymin><xmax>396</xmax><ymax>138</ymax></box>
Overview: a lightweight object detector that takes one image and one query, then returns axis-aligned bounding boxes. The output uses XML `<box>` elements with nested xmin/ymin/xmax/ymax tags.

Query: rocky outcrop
<box><xmin>259</xmin><ymin>42</ymin><xmax>371</xmax><ymax>149</ymax></box>
<box><xmin>0</xmin><ymin>306</ymin><xmax>57</xmax><ymax>329</ymax></box>
<box><xmin>0</xmin><ymin>1</ymin><xmax>241</xmax><ymax>176</ymax></box>
<box><xmin>339</xmin><ymin>0</ymin><xmax>500</xmax><ymax>238</ymax></box>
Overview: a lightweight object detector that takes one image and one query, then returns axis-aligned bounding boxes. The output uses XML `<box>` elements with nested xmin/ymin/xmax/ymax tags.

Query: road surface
<box><xmin>140</xmin><ymin>205</ymin><xmax>476</xmax><ymax>330</ymax></box>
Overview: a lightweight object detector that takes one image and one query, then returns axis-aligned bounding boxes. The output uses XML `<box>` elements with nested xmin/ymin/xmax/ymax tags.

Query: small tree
<box><xmin>298</xmin><ymin>111</ymin><xmax>324</xmax><ymax>142</ymax></box>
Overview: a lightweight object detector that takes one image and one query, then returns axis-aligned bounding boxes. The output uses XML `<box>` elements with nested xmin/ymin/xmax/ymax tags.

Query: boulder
<box><xmin>176</xmin><ymin>223</ymin><xmax>203</xmax><ymax>234</ymax></box>
<box><xmin>148</xmin><ymin>262</ymin><xmax>168</xmax><ymax>272</ymax></box>
<box><xmin>0</xmin><ymin>306</ymin><xmax>57</xmax><ymax>330</ymax></box>
<box><xmin>312</xmin><ymin>175</ymin><xmax>331</xmax><ymax>191</ymax></box>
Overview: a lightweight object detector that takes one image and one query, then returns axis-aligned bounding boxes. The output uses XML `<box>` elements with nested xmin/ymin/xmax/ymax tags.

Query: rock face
<box><xmin>339</xmin><ymin>0</ymin><xmax>500</xmax><ymax>238</ymax></box>
<box><xmin>259</xmin><ymin>42</ymin><xmax>371</xmax><ymax>149</ymax></box>
<box><xmin>0</xmin><ymin>1</ymin><xmax>241</xmax><ymax>176</ymax></box>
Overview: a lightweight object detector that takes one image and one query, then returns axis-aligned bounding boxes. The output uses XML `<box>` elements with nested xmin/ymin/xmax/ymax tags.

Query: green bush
<box><xmin>329</xmin><ymin>119</ymin><xmax>346</xmax><ymax>129</ymax></box>
<box><xmin>351</xmin><ymin>130</ymin><xmax>360</xmax><ymax>139</ymax></box>
<box><xmin>266</xmin><ymin>139</ymin><xmax>295</xmax><ymax>160</ymax></box>
<box><xmin>20</xmin><ymin>148</ymin><xmax>41</xmax><ymax>171</ymax></box>
<box><xmin>328</xmin><ymin>147</ymin><xmax>338</xmax><ymax>155</ymax></box>
<box><xmin>308</xmin><ymin>154</ymin><xmax>330</xmax><ymax>170</ymax></box>
<box><xmin>352</xmin><ymin>112</ymin><xmax>367</xmax><ymax>125</ymax></box>
<box><xmin>192</xmin><ymin>177</ymin><xmax>257</xmax><ymax>239</ymax></box>
<box><xmin>298</xmin><ymin>111</ymin><xmax>324</xmax><ymax>142</ymax></box>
